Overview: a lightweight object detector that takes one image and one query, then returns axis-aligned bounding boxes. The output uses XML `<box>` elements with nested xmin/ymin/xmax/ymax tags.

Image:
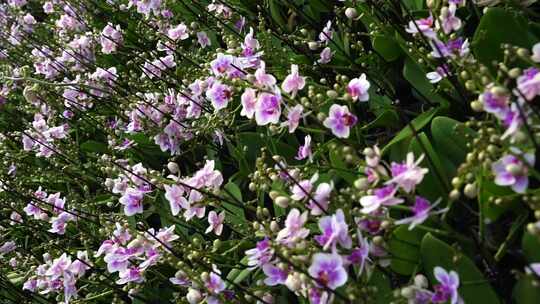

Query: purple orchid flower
<box><xmin>119</xmin><ymin>187</ymin><xmax>144</xmax><ymax>216</ymax></box>
<box><xmin>517</xmin><ymin>67</ymin><xmax>540</xmax><ymax>101</ymax></box>
<box><xmin>360</xmin><ymin>185</ymin><xmax>404</xmax><ymax>214</ymax></box>
<box><xmin>387</xmin><ymin>152</ymin><xmax>429</xmax><ymax>193</ymax></box>
<box><xmin>283</xmin><ymin>104</ymin><xmax>304</xmax><ymax>133</ymax></box>
<box><xmin>491</xmin><ymin>149</ymin><xmax>535</xmax><ymax>193</ymax></box>
<box><xmin>437</xmin><ymin>4</ymin><xmax>461</xmax><ymax>34</ymax></box>
<box><xmin>296</xmin><ymin>135</ymin><xmax>312</xmax><ymax>161</ymax></box>
<box><xmin>164</xmin><ymin>184</ymin><xmax>188</xmax><ymax>216</ymax></box>
<box><xmin>262</xmin><ymin>264</ymin><xmax>287</xmax><ymax>286</ymax></box>
<box><xmin>405</xmin><ymin>15</ymin><xmax>436</xmax><ymax>38</ymax></box>
<box><xmin>395</xmin><ymin>197</ymin><xmax>446</xmax><ymax>230</ymax></box>
<box><xmin>240</xmin><ymin>88</ymin><xmax>257</xmax><ymax>119</ymax></box>
<box><xmin>254</xmin><ymin>92</ymin><xmax>281</xmax><ymax>125</ymax></box>
<box><xmin>308</xmin><ymin>252</ymin><xmax>348</xmax><ymax>290</ymax></box>
<box><xmin>347</xmin><ymin>232</ymin><xmax>371</xmax><ymax>275</ymax></box>
<box><xmin>245</xmin><ymin>238</ymin><xmax>274</xmax><ymax>269</ymax></box>
<box><xmin>323</xmin><ymin>104</ymin><xmax>358</xmax><ymax>138</ymax></box>
<box><xmin>432</xmin><ymin>267</ymin><xmax>461</xmax><ymax>304</ymax></box>
<box><xmin>206</xmin><ymin>81</ymin><xmax>232</xmax><ymax>110</ymax></box>
<box><xmin>347</xmin><ymin>74</ymin><xmax>370</xmax><ymax>102</ymax></box>
<box><xmin>282</xmin><ymin>64</ymin><xmax>305</xmax><ymax>97</ymax></box>
<box><xmin>480</xmin><ymin>90</ymin><xmax>510</xmax><ymax>119</ymax></box>
<box><xmin>315</xmin><ymin>209</ymin><xmax>352</xmax><ymax>250</ymax></box>
<box><xmin>317</xmin><ymin>47</ymin><xmax>333</xmax><ymax>64</ymax></box>
<box><xmin>205</xmin><ymin>211</ymin><xmax>225</xmax><ymax>236</ymax></box>
<box><xmin>276</xmin><ymin>208</ymin><xmax>310</xmax><ymax>247</ymax></box>
<box><xmin>167</xmin><ymin>23</ymin><xmax>189</xmax><ymax>41</ymax></box>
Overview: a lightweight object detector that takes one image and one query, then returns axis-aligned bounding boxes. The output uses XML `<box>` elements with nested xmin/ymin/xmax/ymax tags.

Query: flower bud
<box><xmin>326</xmin><ymin>90</ymin><xmax>338</xmax><ymax>99</ymax></box>
<box><xmin>186</xmin><ymin>288</ymin><xmax>203</xmax><ymax>304</ymax></box>
<box><xmin>200</xmin><ymin>272</ymin><xmax>209</xmax><ymax>282</ymax></box>
<box><xmin>508</xmin><ymin>68</ymin><xmax>521</xmax><ymax>78</ymax></box>
<box><xmin>363</xmin><ymin>147</ymin><xmax>375</xmax><ymax>157</ymax></box>
<box><xmin>490</xmin><ymin>86</ymin><xmax>507</xmax><ymax>96</ymax></box>
<box><xmin>167</xmin><ymin>162</ymin><xmax>179</xmax><ymax>174</ymax></box>
<box><xmin>269</xmin><ymin>191</ymin><xmax>280</xmax><ymax>200</ymax></box>
<box><xmin>23</xmin><ymin>85</ymin><xmax>38</xmax><ymax>103</ymax></box>
<box><xmin>506</xmin><ymin>163</ymin><xmax>523</xmax><ymax>176</ymax></box>
<box><xmin>105</xmin><ymin>178</ymin><xmax>114</xmax><ymax>188</ymax></box>
<box><xmin>308</xmin><ymin>41</ymin><xmax>319</xmax><ymax>50</ymax></box>
<box><xmin>401</xmin><ymin>287</ymin><xmax>414</xmax><ymax>298</ymax></box>
<box><xmin>470</xmin><ymin>100</ymin><xmax>483</xmax><ymax>112</ymax></box>
<box><xmin>517</xmin><ymin>48</ymin><xmax>530</xmax><ymax>58</ymax></box>
<box><xmin>464</xmin><ymin>183</ymin><xmax>478</xmax><ymax>199</ymax></box>
<box><xmin>39</xmin><ymin>213</ymin><xmax>49</xmax><ymax>221</ymax></box>
<box><xmin>354</xmin><ymin>178</ymin><xmax>369</xmax><ymax>190</ymax></box>
<box><xmin>285</xmin><ymin>273</ymin><xmax>302</xmax><ymax>292</ymax></box>
<box><xmin>414</xmin><ymin>274</ymin><xmax>428</xmax><ymax>288</ymax></box>
<box><xmin>275</xmin><ymin>196</ymin><xmax>290</xmax><ymax>208</ymax></box>
<box><xmin>373</xmin><ymin>236</ymin><xmax>384</xmax><ymax>246</ymax></box>
<box><xmin>270</xmin><ymin>221</ymin><xmax>279</xmax><ymax>232</ymax></box>
<box><xmin>345</xmin><ymin>7</ymin><xmax>358</xmax><ymax>19</ymax></box>
<box><xmin>449</xmin><ymin>189</ymin><xmax>460</xmax><ymax>201</ymax></box>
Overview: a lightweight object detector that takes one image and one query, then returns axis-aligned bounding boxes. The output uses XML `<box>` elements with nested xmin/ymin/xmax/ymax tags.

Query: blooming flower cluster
<box><xmin>23</xmin><ymin>251</ymin><xmax>91</xmax><ymax>303</ymax></box>
<box><xmin>95</xmin><ymin>224</ymin><xmax>179</xmax><ymax>286</ymax></box>
<box><xmin>1</xmin><ymin>0</ymin><xmax>540</xmax><ymax>303</ymax></box>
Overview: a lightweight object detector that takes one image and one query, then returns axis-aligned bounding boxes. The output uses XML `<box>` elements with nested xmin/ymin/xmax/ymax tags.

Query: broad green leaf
<box><xmin>373</xmin><ymin>35</ymin><xmax>402</xmax><ymax>62</ymax></box>
<box><xmin>431</xmin><ymin>116</ymin><xmax>474</xmax><ymax>166</ymax></box>
<box><xmin>522</xmin><ymin>232</ymin><xmax>540</xmax><ymax>263</ymax></box>
<box><xmin>80</xmin><ymin>140</ymin><xmax>108</xmax><ymax>154</ymax></box>
<box><xmin>329</xmin><ymin>147</ymin><xmax>358</xmax><ymax>184</ymax></box>
<box><xmin>409</xmin><ymin>132</ymin><xmax>450</xmax><ymax>201</ymax></box>
<box><xmin>369</xmin><ymin>270</ymin><xmax>393</xmax><ymax>304</ymax></box>
<box><xmin>382</xmin><ymin>107</ymin><xmax>439</xmax><ymax>154</ymax></box>
<box><xmin>513</xmin><ymin>276</ymin><xmax>540</xmax><ymax>304</ymax></box>
<box><xmin>403</xmin><ymin>57</ymin><xmax>448</xmax><ymax>105</ymax></box>
<box><xmin>226</xmin><ymin>257</ymin><xmax>253</xmax><ymax>285</ymax></box>
<box><xmin>223</xmin><ymin>182</ymin><xmax>247</xmax><ymax>223</ymax></box>
<box><xmin>388</xmin><ymin>226</ymin><xmax>425</xmax><ymax>275</ymax></box>
<box><xmin>269</xmin><ymin>0</ymin><xmax>287</xmax><ymax>29</ymax></box>
<box><xmin>472</xmin><ymin>8</ymin><xmax>537</xmax><ymax>69</ymax></box>
<box><xmin>402</xmin><ymin>0</ymin><xmax>423</xmax><ymax>10</ymax></box>
<box><xmin>420</xmin><ymin>234</ymin><xmax>501</xmax><ymax>304</ymax></box>
<box><xmin>478</xmin><ymin>176</ymin><xmax>519</xmax><ymax>221</ymax></box>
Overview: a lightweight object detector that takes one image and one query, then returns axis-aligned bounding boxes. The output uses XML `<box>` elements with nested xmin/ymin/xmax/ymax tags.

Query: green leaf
<box><xmin>269</xmin><ymin>0</ymin><xmax>287</xmax><ymax>29</ymax></box>
<box><xmin>431</xmin><ymin>117</ymin><xmax>474</xmax><ymax>167</ymax></box>
<box><xmin>420</xmin><ymin>234</ymin><xmax>501</xmax><ymax>304</ymax></box>
<box><xmin>472</xmin><ymin>8</ymin><xmax>537</xmax><ymax>69</ymax></box>
<box><xmin>373</xmin><ymin>35</ymin><xmax>402</xmax><ymax>62</ymax></box>
<box><xmin>329</xmin><ymin>147</ymin><xmax>358</xmax><ymax>184</ymax></box>
<box><xmin>522</xmin><ymin>232</ymin><xmax>540</xmax><ymax>263</ymax></box>
<box><xmin>223</xmin><ymin>182</ymin><xmax>247</xmax><ymax>224</ymax></box>
<box><xmin>226</xmin><ymin>256</ymin><xmax>253</xmax><ymax>285</ymax></box>
<box><xmin>80</xmin><ymin>140</ymin><xmax>108</xmax><ymax>154</ymax></box>
<box><xmin>478</xmin><ymin>176</ymin><xmax>518</xmax><ymax>221</ymax></box>
<box><xmin>368</xmin><ymin>270</ymin><xmax>393</xmax><ymax>304</ymax></box>
<box><xmin>388</xmin><ymin>226</ymin><xmax>425</xmax><ymax>275</ymax></box>
<box><xmin>409</xmin><ymin>132</ymin><xmax>450</xmax><ymax>201</ymax></box>
<box><xmin>382</xmin><ymin>107</ymin><xmax>439</xmax><ymax>154</ymax></box>
<box><xmin>402</xmin><ymin>0</ymin><xmax>423</xmax><ymax>10</ymax></box>
<box><xmin>403</xmin><ymin>57</ymin><xmax>448</xmax><ymax>105</ymax></box>
<box><xmin>513</xmin><ymin>276</ymin><xmax>540</xmax><ymax>304</ymax></box>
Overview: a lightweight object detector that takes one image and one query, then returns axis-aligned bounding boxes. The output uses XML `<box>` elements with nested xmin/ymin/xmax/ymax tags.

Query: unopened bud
<box><xmin>464</xmin><ymin>183</ymin><xmax>478</xmax><ymax>199</ymax></box>
<box><xmin>308</xmin><ymin>41</ymin><xmax>319</xmax><ymax>50</ymax></box>
<box><xmin>274</xmin><ymin>196</ymin><xmax>290</xmax><ymax>208</ymax></box>
<box><xmin>345</xmin><ymin>7</ymin><xmax>358</xmax><ymax>19</ymax></box>
<box><xmin>414</xmin><ymin>274</ymin><xmax>429</xmax><ymax>288</ymax></box>
<box><xmin>167</xmin><ymin>162</ymin><xmax>179</xmax><ymax>174</ymax></box>
<box><xmin>186</xmin><ymin>288</ymin><xmax>203</xmax><ymax>304</ymax></box>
